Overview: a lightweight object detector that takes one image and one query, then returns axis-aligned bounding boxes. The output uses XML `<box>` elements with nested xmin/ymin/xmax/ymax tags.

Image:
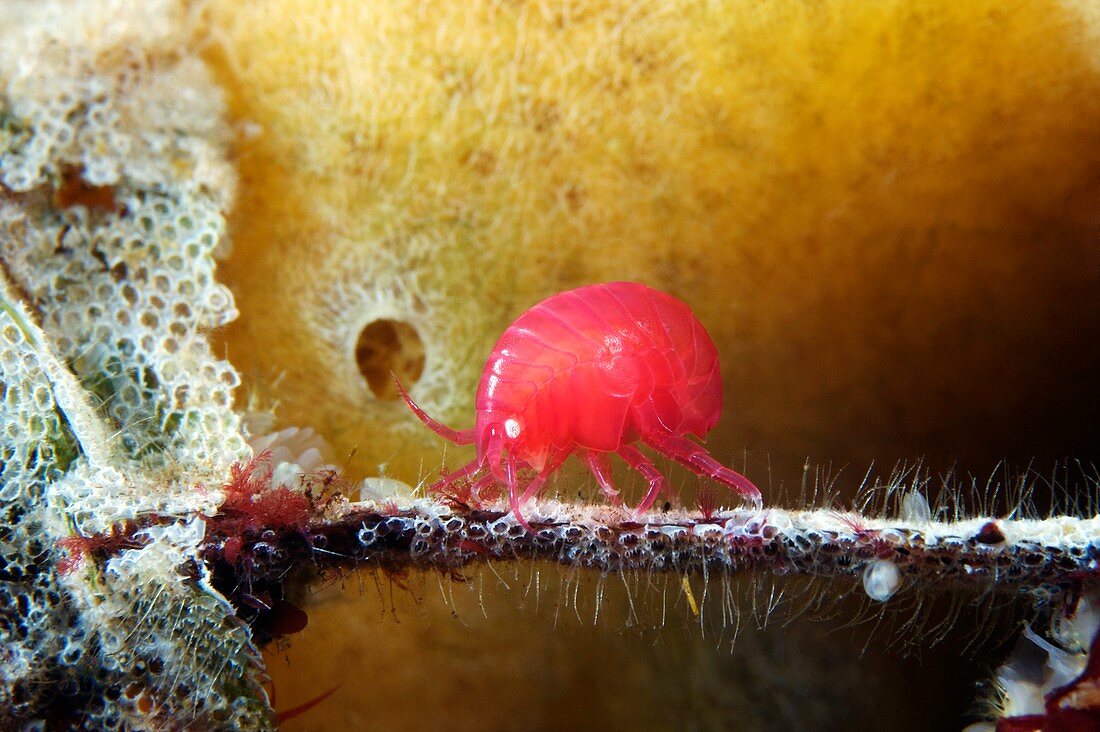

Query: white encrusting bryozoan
<box><xmin>261</xmin><ymin>497</ymin><xmax>1100</xmax><ymax>602</ymax></box>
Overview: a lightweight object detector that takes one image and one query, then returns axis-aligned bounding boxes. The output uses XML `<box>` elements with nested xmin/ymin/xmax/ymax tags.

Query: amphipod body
<box><xmin>399</xmin><ymin>281</ymin><xmax>761</xmax><ymax>526</ymax></box>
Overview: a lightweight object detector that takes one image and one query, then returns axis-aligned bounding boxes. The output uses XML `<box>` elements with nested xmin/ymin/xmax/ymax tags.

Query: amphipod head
<box><xmin>477</xmin><ymin>412</ymin><xmax>544</xmax><ymax>479</ymax></box>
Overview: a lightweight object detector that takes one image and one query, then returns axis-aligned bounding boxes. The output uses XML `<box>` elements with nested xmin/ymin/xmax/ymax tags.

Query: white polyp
<box><xmin>862</xmin><ymin>558</ymin><xmax>901</xmax><ymax>602</ymax></box>
<box><xmin>984</xmin><ymin>595</ymin><xmax>1100</xmax><ymax>725</ymax></box>
<box><xmin>993</xmin><ymin>663</ymin><xmax>1045</xmax><ymax>719</ymax></box>
<box><xmin>247</xmin><ymin>425</ymin><xmax>334</xmax><ymax>468</ymax></box>
<box><xmin>900</xmin><ymin>490</ymin><xmax>932</xmax><ymax>523</ymax></box>
<box><xmin>1058</xmin><ymin>590</ymin><xmax>1100</xmax><ymax>653</ymax></box>
<box><xmin>1023</xmin><ymin>627</ymin><xmax>1083</xmax><ymax>692</ymax></box>
<box><xmin>358</xmin><ymin>477</ymin><xmax>416</xmax><ymax>503</ymax></box>
<box><xmin>269</xmin><ymin>461</ymin><xmax>306</xmax><ymax>490</ymax></box>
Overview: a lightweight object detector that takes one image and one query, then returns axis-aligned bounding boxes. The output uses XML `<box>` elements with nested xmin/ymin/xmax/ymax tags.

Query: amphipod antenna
<box><xmin>393</xmin><ymin>375</ymin><xmax>475</xmax><ymax>445</ymax></box>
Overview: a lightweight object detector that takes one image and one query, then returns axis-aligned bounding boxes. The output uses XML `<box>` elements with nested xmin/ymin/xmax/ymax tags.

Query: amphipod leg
<box><xmin>617</xmin><ymin>444</ymin><xmax>667</xmax><ymax>518</ymax></box>
<box><xmin>469</xmin><ymin>472</ymin><xmax>498</xmax><ymax>503</ymax></box>
<box><xmin>428</xmin><ymin>457</ymin><xmax>483</xmax><ymax>494</ymax></box>
<box><xmin>519</xmin><ymin>473</ymin><xmax>548</xmax><ymax>505</ymax></box>
<box><xmin>643</xmin><ymin>434</ymin><xmax>763</xmax><ymax>508</ymax></box>
<box><xmin>504</xmin><ymin>457</ymin><xmax>533</xmax><ymax>530</ymax></box>
<box><xmin>583</xmin><ymin>451</ymin><xmax>623</xmax><ymax>506</ymax></box>
<box><xmin>394</xmin><ymin>376</ymin><xmax>475</xmax><ymax>445</ymax></box>
<box><xmin>520</xmin><ymin>452</ymin><xmax>568</xmax><ymax>504</ymax></box>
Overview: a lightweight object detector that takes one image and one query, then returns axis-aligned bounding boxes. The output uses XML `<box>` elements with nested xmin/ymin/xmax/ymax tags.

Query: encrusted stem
<box><xmin>201</xmin><ymin>501</ymin><xmax>1100</xmax><ymax>605</ymax></box>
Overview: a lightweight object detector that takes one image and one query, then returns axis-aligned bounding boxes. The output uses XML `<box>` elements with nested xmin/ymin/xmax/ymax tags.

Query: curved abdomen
<box><xmin>475</xmin><ymin>282</ymin><xmax>723</xmax><ymax>458</ymax></box>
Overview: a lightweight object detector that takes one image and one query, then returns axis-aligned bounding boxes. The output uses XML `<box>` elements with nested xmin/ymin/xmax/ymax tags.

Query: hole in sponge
<box><xmin>355</xmin><ymin>319</ymin><xmax>425</xmax><ymax>400</ymax></box>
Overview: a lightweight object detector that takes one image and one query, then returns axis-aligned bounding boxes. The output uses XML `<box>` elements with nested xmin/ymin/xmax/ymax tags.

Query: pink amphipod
<box><xmin>399</xmin><ymin>281</ymin><xmax>762</xmax><ymax>526</ymax></box>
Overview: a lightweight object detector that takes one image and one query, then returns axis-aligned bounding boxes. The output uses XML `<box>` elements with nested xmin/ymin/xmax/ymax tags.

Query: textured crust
<box><xmin>0</xmin><ymin>2</ymin><xmax>271</xmax><ymax>727</ymax></box>
<box><xmin>198</xmin><ymin>499</ymin><xmax>1099</xmax><ymax>607</ymax></box>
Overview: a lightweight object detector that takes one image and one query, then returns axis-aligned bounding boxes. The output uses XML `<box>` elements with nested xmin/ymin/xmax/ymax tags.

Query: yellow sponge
<box><xmin>204</xmin><ymin>0</ymin><xmax>1100</xmax><ymax>488</ymax></box>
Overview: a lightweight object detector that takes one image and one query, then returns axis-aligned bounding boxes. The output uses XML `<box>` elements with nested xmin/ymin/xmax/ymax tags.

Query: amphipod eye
<box><xmin>504</xmin><ymin>417</ymin><xmax>523</xmax><ymax>440</ymax></box>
